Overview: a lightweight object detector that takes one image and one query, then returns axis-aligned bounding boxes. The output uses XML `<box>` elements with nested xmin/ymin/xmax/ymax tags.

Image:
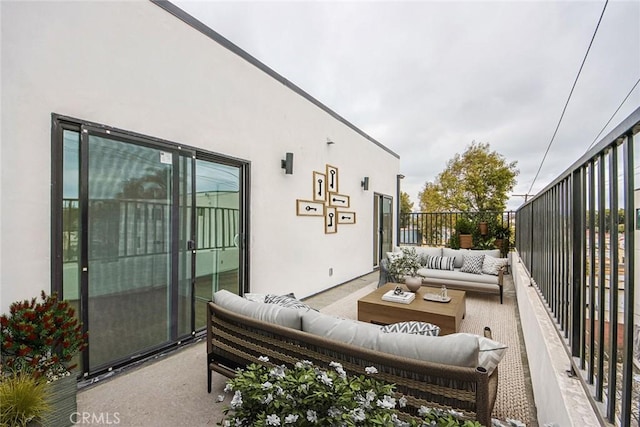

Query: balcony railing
<box><xmin>399</xmin><ymin>211</ymin><xmax>516</xmax><ymax>248</ymax></box>
<box><xmin>516</xmin><ymin>106</ymin><xmax>640</xmax><ymax>426</ymax></box>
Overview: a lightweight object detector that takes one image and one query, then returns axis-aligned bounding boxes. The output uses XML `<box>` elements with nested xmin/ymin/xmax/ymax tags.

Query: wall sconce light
<box><xmin>281</xmin><ymin>152</ymin><xmax>294</xmax><ymax>175</ymax></box>
<box><xmin>361</xmin><ymin>176</ymin><xmax>369</xmax><ymax>191</ymax></box>
<box><xmin>326</xmin><ymin>138</ymin><xmax>335</xmax><ymax>145</ymax></box>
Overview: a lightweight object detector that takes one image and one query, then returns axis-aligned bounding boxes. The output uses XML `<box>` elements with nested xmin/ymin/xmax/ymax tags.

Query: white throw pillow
<box><xmin>456</xmin><ymin>333</ymin><xmax>507</xmax><ymax>374</ymax></box>
<box><xmin>482</xmin><ymin>256</ymin><xmax>509</xmax><ymax>276</ymax></box>
<box><xmin>460</xmin><ymin>254</ymin><xmax>485</xmax><ymax>275</ymax></box>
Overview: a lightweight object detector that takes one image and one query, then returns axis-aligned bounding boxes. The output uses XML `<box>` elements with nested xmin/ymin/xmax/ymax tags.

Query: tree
<box><xmin>400</xmin><ymin>192</ymin><xmax>413</xmax><ymax>215</ymax></box>
<box><xmin>419</xmin><ymin>142</ymin><xmax>518</xmax><ymax>212</ymax></box>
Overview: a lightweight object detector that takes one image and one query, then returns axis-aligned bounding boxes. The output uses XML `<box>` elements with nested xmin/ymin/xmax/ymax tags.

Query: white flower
<box><xmin>222</xmin><ymin>421</ymin><xmax>231</xmax><ymax>427</ymax></box>
<box><xmin>365</xmin><ymin>366</ymin><xmax>378</xmax><ymax>374</ymax></box>
<box><xmin>307</xmin><ymin>410</ymin><xmax>318</xmax><ymax>423</ymax></box>
<box><xmin>234</xmin><ymin>418</ymin><xmax>244</xmax><ymax>427</ymax></box>
<box><xmin>376</xmin><ymin>395</ymin><xmax>396</xmax><ymax>409</ymax></box>
<box><xmin>447</xmin><ymin>409</ymin><xmax>463</xmax><ymax>418</ymax></box>
<box><xmin>350</xmin><ymin>408</ymin><xmax>366</xmax><ymax>422</ymax></box>
<box><xmin>318</xmin><ymin>372</ymin><xmax>333</xmax><ymax>386</ymax></box>
<box><xmin>230</xmin><ymin>391</ymin><xmax>243</xmax><ymax>409</ymax></box>
<box><xmin>392</xmin><ymin>414</ymin><xmax>410</xmax><ymax>427</ymax></box>
<box><xmin>261</xmin><ymin>393</ymin><xmax>273</xmax><ymax>404</ymax></box>
<box><xmin>284</xmin><ymin>414</ymin><xmax>299</xmax><ymax>424</ymax></box>
<box><xmin>418</xmin><ymin>406</ymin><xmax>431</xmax><ymax>416</ymax></box>
<box><xmin>398</xmin><ymin>396</ymin><xmax>407</xmax><ymax>408</ymax></box>
<box><xmin>216</xmin><ymin>394</ymin><xmax>225</xmax><ymax>402</ymax></box>
<box><xmin>261</xmin><ymin>381</ymin><xmax>273</xmax><ymax>390</ymax></box>
<box><xmin>366</xmin><ymin>390</ymin><xmax>377</xmax><ymax>402</ymax></box>
<box><xmin>328</xmin><ymin>406</ymin><xmax>342</xmax><ymax>417</ymax></box>
<box><xmin>266</xmin><ymin>414</ymin><xmax>280</xmax><ymax>426</ymax></box>
<box><xmin>330</xmin><ymin>361</ymin><xmax>347</xmax><ymax>378</ymax></box>
<box><xmin>270</xmin><ymin>365</ymin><xmax>286</xmax><ymax>378</ymax></box>
<box><xmin>223</xmin><ymin>383</ymin><xmax>233</xmax><ymax>392</ymax></box>
<box><xmin>275</xmin><ymin>385</ymin><xmax>284</xmax><ymax>396</ymax></box>
<box><xmin>258</xmin><ymin>356</ymin><xmax>270</xmax><ymax>362</ymax></box>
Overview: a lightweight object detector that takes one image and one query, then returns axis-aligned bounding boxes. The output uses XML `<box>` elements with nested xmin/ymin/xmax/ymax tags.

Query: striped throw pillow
<box><xmin>425</xmin><ymin>255</ymin><xmax>455</xmax><ymax>271</ymax></box>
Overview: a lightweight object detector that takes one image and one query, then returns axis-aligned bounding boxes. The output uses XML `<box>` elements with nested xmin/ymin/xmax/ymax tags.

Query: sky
<box><xmin>174</xmin><ymin>0</ymin><xmax>640</xmax><ymax>211</ymax></box>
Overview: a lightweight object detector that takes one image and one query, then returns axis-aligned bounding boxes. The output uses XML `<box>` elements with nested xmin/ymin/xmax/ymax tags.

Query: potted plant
<box><xmin>494</xmin><ymin>224</ymin><xmax>511</xmax><ymax>255</ymax></box>
<box><xmin>455</xmin><ymin>217</ymin><xmax>474</xmax><ymax>249</ymax></box>
<box><xmin>0</xmin><ymin>370</ymin><xmax>50</xmax><ymax>427</ymax></box>
<box><xmin>216</xmin><ymin>357</ymin><xmax>483</xmax><ymax>427</ymax></box>
<box><xmin>0</xmin><ymin>291</ymin><xmax>88</xmax><ymax>427</ymax></box>
<box><xmin>387</xmin><ymin>247</ymin><xmax>423</xmax><ymax>291</ymax></box>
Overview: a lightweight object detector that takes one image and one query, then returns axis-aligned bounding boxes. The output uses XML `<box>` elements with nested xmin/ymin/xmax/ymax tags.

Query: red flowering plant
<box><xmin>0</xmin><ymin>291</ymin><xmax>88</xmax><ymax>382</ymax></box>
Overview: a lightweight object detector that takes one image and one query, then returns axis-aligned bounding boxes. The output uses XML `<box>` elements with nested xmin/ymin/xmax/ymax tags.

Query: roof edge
<box><xmin>151</xmin><ymin>0</ymin><xmax>400</xmax><ymax>159</ymax></box>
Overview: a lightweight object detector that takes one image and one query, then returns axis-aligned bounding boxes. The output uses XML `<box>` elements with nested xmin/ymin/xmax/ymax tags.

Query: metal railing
<box><xmin>399</xmin><ymin>211</ymin><xmax>516</xmax><ymax>248</ymax></box>
<box><xmin>516</xmin><ymin>106</ymin><xmax>640</xmax><ymax>425</ymax></box>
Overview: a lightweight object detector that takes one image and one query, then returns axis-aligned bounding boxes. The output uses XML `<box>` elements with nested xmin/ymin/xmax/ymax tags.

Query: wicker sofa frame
<box><xmin>207</xmin><ymin>301</ymin><xmax>498</xmax><ymax>426</ymax></box>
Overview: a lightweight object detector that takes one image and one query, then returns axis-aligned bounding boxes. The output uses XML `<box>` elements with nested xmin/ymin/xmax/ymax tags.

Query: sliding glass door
<box><xmin>54</xmin><ymin>117</ymin><xmax>247</xmax><ymax>376</ymax></box>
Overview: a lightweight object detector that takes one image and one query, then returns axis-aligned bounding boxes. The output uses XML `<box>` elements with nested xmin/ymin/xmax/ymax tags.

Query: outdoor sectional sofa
<box><xmin>207</xmin><ymin>290</ymin><xmax>503</xmax><ymax>425</ymax></box>
<box><xmin>380</xmin><ymin>247</ymin><xmax>508</xmax><ymax>303</ymax></box>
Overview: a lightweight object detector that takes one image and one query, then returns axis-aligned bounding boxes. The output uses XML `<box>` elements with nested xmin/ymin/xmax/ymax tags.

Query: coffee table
<box><xmin>357</xmin><ymin>283</ymin><xmax>466</xmax><ymax>335</ymax></box>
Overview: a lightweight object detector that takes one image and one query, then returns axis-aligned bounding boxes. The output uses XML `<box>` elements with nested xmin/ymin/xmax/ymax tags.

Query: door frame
<box><xmin>51</xmin><ymin>114</ymin><xmax>250</xmax><ymax>377</ymax></box>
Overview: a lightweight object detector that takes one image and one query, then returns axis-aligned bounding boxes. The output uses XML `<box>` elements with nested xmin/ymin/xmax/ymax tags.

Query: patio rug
<box><xmin>320</xmin><ymin>277</ymin><xmax>533</xmax><ymax>425</ymax></box>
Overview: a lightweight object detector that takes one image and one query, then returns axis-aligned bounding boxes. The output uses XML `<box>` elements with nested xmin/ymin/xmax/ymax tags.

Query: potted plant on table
<box><xmin>0</xmin><ymin>291</ymin><xmax>88</xmax><ymax>427</ymax></box>
<box><xmin>387</xmin><ymin>247</ymin><xmax>423</xmax><ymax>292</ymax></box>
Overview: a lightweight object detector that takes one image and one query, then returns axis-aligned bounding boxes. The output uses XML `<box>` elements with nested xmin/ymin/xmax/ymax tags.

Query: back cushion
<box><xmin>302</xmin><ymin>311</ymin><xmax>381</xmax><ymax>349</ymax></box>
<box><xmin>442</xmin><ymin>248</ymin><xmax>467</xmax><ymax>268</ymax></box>
<box><xmin>213</xmin><ymin>290</ymin><xmax>302</xmax><ymax>330</ymax></box>
<box><xmin>376</xmin><ymin>332</ymin><xmax>479</xmax><ymax>368</ymax></box>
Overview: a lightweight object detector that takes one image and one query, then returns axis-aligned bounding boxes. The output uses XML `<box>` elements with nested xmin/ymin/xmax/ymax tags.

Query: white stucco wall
<box><xmin>0</xmin><ymin>1</ymin><xmax>400</xmax><ymax>312</ymax></box>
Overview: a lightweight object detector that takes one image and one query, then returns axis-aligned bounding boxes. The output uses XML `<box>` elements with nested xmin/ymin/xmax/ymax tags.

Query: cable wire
<box><xmin>528</xmin><ymin>0</ymin><xmax>609</xmax><ymax>195</ymax></box>
<box><xmin>585</xmin><ymin>77</ymin><xmax>640</xmax><ymax>152</ymax></box>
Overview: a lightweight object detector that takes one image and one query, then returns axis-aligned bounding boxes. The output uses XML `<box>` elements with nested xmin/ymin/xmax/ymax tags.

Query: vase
<box><xmin>404</xmin><ymin>276</ymin><xmax>422</xmax><ymax>292</ymax></box>
<box><xmin>42</xmin><ymin>374</ymin><xmax>77</xmax><ymax>427</ymax></box>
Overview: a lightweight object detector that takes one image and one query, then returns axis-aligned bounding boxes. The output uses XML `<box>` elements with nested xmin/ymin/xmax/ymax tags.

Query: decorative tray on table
<box><xmin>423</xmin><ymin>293</ymin><xmax>451</xmax><ymax>303</ymax></box>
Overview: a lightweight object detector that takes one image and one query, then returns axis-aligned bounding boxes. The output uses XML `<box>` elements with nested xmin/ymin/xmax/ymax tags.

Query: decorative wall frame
<box><xmin>337</xmin><ymin>211</ymin><xmax>356</xmax><ymax>224</ymax></box>
<box><xmin>325</xmin><ymin>207</ymin><xmax>337</xmax><ymax>234</ymax></box>
<box><xmin>296</xmin><ymin>200</ymin><xmax>324</xmax><ymax>216</ymax></box>
<box><xmin>313</xmin><ymin>171</ymin><xmax>326</xmax><ymax>202</ymax></box>
<box><xmin>326</xmin><ymin>164</ymin><xmax>339</xmax><ymax>193</ymax></box>
<box><xmin>328</xmin><ymin>193</ymin><xmax>350</xmax><ymax>208</ymax></box>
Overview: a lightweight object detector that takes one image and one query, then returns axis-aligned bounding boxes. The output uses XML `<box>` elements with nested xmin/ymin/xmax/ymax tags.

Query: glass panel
<box><xmin>62</xmin><ymin>129</ymin><xmax>82</xmax><ymax>372</ymax></box>
<box><xmin>373</xmin><ymin>196</ymin><xmax>380</xmax><ymax>266</ymax></box>
<box><xmin>62</xmin><ymin>130</ymin><xmax>81</xmax><ymax>303</ymax></box>
<box><xmin>87</xmin><ymin>135</ymin><xmax>172</xmax><ymax>369</ymax></box>
<box><xmin>178</xmin><ymin>155</ymin><xmax>193</xmax><ymax>338</ymax></box>
<box><xmin>194</xmin><ymin>160</ymin><xmax>240</xmax><ymax>330</ymax></box>
<box><xmin>381</xmin><ymin>196</ymin><xmax>393</xmax><ymax>255</ymax></box>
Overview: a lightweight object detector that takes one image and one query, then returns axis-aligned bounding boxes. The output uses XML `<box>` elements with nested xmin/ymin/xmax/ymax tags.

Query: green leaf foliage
<box><xmin>419</xmin><ymin>142</ymin><xmax>518</xmax><ymax>212</ymax></box>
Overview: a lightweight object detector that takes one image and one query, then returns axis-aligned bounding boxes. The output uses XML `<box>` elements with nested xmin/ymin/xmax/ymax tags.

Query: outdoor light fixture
<box><xmin>361</xmin><ymin>176</ymin><xmax>369</xmax><ymax>190</ymax></box>
<box><xmin>281</xmin><ymin>152</ymin><xmax>294</xmax><ymax>175</ymax></box>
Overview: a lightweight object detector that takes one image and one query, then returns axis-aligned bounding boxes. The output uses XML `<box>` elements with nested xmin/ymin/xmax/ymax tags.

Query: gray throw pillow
<box><xmin>265</xmin><ymin>294</ymin><xmax>313</xmax><ymax>311</ymax></box>
<box><xmin>460</xmin><ymin>254</ymin><xmax>485</xmax><ymax>275</ymax></box>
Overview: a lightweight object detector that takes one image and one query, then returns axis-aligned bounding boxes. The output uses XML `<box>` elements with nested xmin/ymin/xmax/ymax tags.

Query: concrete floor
<box><xmin>76</xmin><ymin>270</ymin><xmax>380</xmax><ymax>426</ymax></box>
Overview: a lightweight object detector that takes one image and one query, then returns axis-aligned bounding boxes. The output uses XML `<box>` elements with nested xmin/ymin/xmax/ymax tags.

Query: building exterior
<box><xmin>0</xmin><ymin>1</ymin><xmax>400</xmax><ymax>376</ymax></box>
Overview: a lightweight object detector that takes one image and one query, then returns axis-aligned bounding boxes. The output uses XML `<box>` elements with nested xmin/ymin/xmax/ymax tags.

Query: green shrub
<box><xmin>0</xmin><ymin>371</ymin><xmax>50</xmax><ymax>427</ymax></box>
